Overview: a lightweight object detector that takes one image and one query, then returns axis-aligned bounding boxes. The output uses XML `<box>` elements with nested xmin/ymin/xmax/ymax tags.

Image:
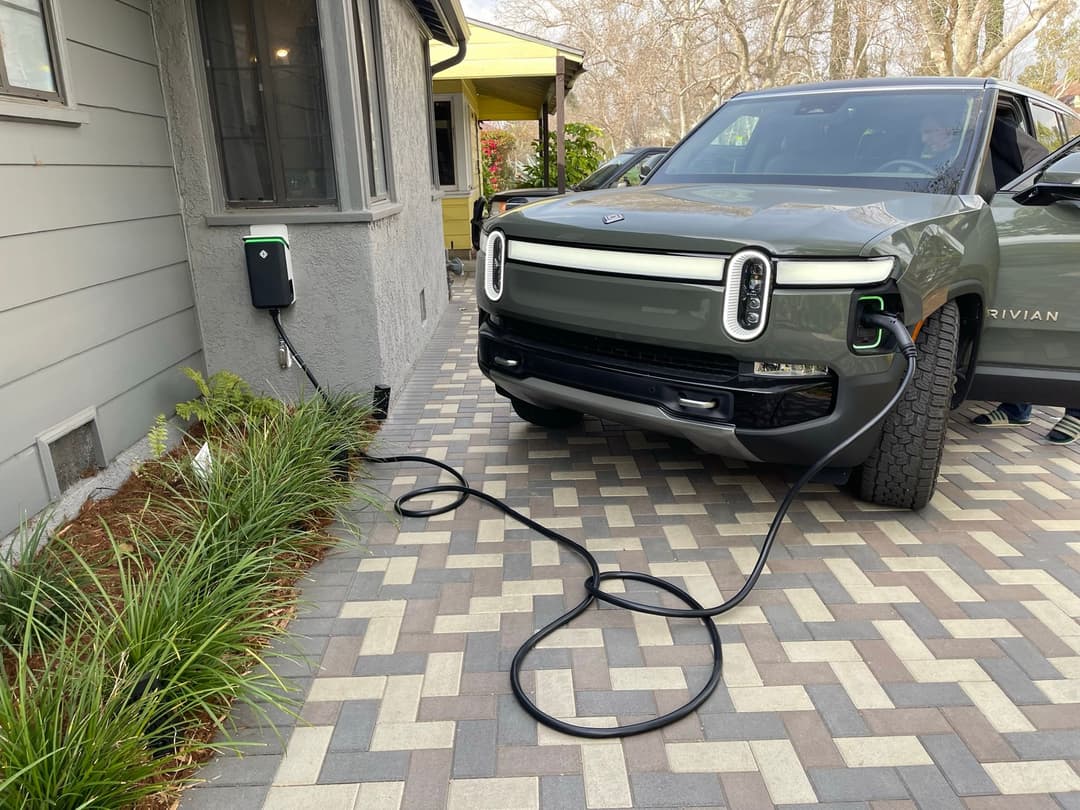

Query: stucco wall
<box><xmin>370</xmin><ymin>0</ymin><xmax>452</xmax><ymax>392</ymax></box>
<box><xmin>150</xmin><ymin>0</ymin><xmax>447</xmax><ymax>403</ymax></box>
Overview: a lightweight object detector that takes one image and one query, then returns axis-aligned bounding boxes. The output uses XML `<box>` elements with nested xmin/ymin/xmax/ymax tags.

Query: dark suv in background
<box><xmin>476</xmin><ymin>78</ymin><xmax>1080</xmax><ymax>509</ymax></box>
<box><xmin>470</xmin><ymin>147</ymin><xmax>667</xmax><ymax>249</ymax></box>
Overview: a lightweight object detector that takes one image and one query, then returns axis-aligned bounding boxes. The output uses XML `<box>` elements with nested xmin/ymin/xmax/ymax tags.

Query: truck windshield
<box><xmin>649</xmin><ymin>88</ymin><xmax>984</xmax><ymax>195</ymax></box>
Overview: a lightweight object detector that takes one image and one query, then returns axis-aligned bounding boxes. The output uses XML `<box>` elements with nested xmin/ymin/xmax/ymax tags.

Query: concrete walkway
<box><xmin>184</xmin><ymin>284</ymin><xmax>1080</xmax><ymax>810</ymax></box>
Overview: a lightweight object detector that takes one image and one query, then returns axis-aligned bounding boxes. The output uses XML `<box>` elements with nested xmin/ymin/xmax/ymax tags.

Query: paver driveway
<box><xmin>183</xmin><ymin>283</ymin><xmax>1080</xmax><ymax>810</ymax></box>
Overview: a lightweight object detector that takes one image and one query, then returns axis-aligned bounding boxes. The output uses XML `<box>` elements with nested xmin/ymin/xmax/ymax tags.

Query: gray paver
<box><xmin>807</xmin><ymin>767</ymin><xmax>908</xmax><ymax>802</ymax></box>
<box><xmin>629</xmin><ymin>772</ymin><xmax>725</xmax><ymax>807</ymax></box>
<box><xmin>920</xmin><ymin>733</ymin><xmax>996</xmax><ymax>796</ymax></box>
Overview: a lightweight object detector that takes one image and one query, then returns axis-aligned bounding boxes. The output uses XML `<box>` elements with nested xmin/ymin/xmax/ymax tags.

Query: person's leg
<box><xmin>972</xmin><ymin>402</ymin><xmax>1032</xmax><ymax>426</ymax></box>
<box><xmin>1048</xmin><ymin>408</ymin><xmax>1080</xmax><ymax>445</ymax></box>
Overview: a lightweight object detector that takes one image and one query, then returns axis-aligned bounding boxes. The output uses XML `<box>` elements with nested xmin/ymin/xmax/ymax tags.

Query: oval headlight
<box><xmin>483</xmin><ymin>230</ymin><xmax>506</xmax><ymax>301</ymax></box>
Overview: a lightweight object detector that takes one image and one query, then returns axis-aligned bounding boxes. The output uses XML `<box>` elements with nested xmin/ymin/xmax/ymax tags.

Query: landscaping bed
<box><xmin>0</xmin><ymin>371</ymin><xmax>379</xmax><ymax>809</ymax></box>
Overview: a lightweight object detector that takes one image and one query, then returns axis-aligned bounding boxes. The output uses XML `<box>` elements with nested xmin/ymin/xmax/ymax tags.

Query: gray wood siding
<box><xmin>0</xmin><ymin>310</ymin><xmax>202</xmax><ymax>464</ymax></box>
<box><xmin>0</xmin><ymin>107</ymin><xmax>174</xmax><ymax>166</ymax></box>
<box><xmin>0</xmin><ymin>0</ymin><xmax>200</xmax><ymax>536</ymax></box>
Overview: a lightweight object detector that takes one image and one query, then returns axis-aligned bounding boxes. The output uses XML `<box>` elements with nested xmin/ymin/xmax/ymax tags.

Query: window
<box><xmin>434</xmin><ymin>99</ymin><xmax>455</xmax><ymax>186</ymax></box>
<box><xmin>200</xmin><ymin>0</ymin><xmax>336</xmax><ymax>207</ymax></box>
<box><xmin>354</xmin><ymin>0</ymin><xmax>389</xmax><ymax>199</ymax></box>
<box><xmin>1030</xmin><ymin>103</ymin><xmax>1066</xmax><ymax>153</ymax></box>
<box><xmin>0</xmin><ymin>0</ymin><xmax>62</xmax><ymax>100</ymax></box>
<box><xmin>1067</xmin><ymin>113</ymin><xmax>1080</xmax><ymax>142</ymax></box>
<box><xmin>651</xmin><ymin>89</ymin><xmax>982</xmax><ymax>195</ymax></box>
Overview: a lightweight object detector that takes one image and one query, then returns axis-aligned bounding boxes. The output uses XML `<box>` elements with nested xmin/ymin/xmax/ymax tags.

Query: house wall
<box><xmin>0</xmin><ymin>0</ymin><xmax>201</xmax><ymax>537</ymax></box>
<box><xmin>150</xmin><ymin>0</ymin><xmax>447</xmax><ymax>406</ymax></box>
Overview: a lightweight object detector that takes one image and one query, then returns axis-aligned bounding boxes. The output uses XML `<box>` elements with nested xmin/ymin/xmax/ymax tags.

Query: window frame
<box><xmin>0</xmin><ymin>0</ymin><xmax>65</xmax><ymax>103</ymax></box>
<box><xmin>1029</xmin><ymin>100</ymin><xmax>1067</xmax><ymax>154</ymax></box>
<box><xmin>198</xmin><ymin>0</ymin><xmax>338</xmax><ymax>209</ymax></box>
<box><xmin>353</xmin><ymin>0</ymin><xmax>392</xmax><ymax>202</ymax></box>
<box><xmin>432</xmin><ymin>92</ymin><xmax>471</xmax><ymax>193</ymax></box>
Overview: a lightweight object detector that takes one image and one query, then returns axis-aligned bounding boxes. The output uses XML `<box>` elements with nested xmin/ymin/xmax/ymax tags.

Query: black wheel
<box><xmin>510</xmin><ymin>397</ymin><xmax>583</xmax><ymax>429</ymax></box>
<box><xmin>857</xmin><ymin>301</ymin><xmax>959</xmax><ymax>510</ymax></box>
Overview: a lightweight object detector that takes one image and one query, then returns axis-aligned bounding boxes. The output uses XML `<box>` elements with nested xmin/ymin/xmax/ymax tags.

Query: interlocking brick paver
<box><xmin>181</xmin><ymin>282</ymin><xmax>1080</xmax><ymax>808</ymax></box>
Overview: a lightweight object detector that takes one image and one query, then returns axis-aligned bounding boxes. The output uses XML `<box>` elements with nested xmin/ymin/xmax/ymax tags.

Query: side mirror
<box><xmin>1013</xmin><ymin>150</ymin><xmax>1080</xmax><ymax>206</ymax></box>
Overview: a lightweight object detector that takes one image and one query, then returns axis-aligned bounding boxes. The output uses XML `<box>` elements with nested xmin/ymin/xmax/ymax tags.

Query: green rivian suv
<box><xmin>476</xmin><ymin>78</ymin><xmax>1080</xmax><ymax>509</ymax></box>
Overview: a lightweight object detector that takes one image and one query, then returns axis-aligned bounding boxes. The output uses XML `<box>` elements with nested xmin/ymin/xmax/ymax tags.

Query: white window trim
<box><xmin>434</xmin><ymin>92</ymin><xmax>472</xmax><ymax>193</ymax></box>
<box><xmin>0</xmin><ymin>0</ymin><xmax>85</xmax><ymax>126</ymax></box>
<box><xmin>188</xmin><ymin>0</ymin><xmax>396</xmax><ymax>223</ymax></box>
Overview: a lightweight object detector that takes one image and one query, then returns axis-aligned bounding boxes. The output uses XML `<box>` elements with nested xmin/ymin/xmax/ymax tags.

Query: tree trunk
<box><xmin>829</xmin><ymin>0</ymin><xmax>850</xmax><ymax>79</ymax></box>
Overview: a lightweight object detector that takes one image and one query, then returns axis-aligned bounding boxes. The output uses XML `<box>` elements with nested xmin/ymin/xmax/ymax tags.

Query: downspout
<box><xmin>431</xmin><ymin>39</ymin><xmax>466</xmax><ymax>75</ymax></box>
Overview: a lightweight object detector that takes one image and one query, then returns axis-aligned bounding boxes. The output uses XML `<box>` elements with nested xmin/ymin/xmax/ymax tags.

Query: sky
<box><xmin>460</xmin><ymin>0</ymin><xmax>499</xmax><ymax>24</ymax></box>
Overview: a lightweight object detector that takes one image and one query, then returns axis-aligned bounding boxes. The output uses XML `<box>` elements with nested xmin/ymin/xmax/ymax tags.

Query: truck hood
<box><xmin>496</xmin><ymin>183</ymin><xmax>980</xmax><ymax>257</ymax></box>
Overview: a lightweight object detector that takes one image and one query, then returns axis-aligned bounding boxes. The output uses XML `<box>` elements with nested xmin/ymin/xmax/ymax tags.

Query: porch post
<box><xmin>556</xmin><ymin>56</ymin><xmax>566</xmax><ymax>193</ymax></box>
<box><xmin>540</xmin><ymin>103</ymin><xmax>550</xmax><ymax>186</ymax></box>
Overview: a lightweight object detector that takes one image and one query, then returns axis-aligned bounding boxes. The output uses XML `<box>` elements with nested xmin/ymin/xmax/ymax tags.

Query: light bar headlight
<box><xmin>483</xmin><ymin>229</ymin><xmax>506</xmax><ymax>301</ymax></box>
<box><xmin>753</xmin><ymin>362</ymin><xmax>830</xmax><ymax>377</ymax></box>
<box><xmin>775</xmin><ymin>257</ymin><xmax>895</xmax><ymax>287</ymax></box>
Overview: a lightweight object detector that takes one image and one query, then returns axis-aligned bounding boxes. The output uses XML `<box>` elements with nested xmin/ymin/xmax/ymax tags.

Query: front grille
<box><xmin>500</xmin><ymin>316</ymin><xmax>738</xmax><ymax>381</ymax></box>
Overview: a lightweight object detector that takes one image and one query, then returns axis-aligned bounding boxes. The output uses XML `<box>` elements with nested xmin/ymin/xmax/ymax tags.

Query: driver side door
<box><xmin>973</xmin><ymin>136</ymin><xmax>1080</xmax><ymax>406</ymax></box>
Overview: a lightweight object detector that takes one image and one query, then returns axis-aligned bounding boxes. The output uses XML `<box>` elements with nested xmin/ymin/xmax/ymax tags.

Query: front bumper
<box><xmin>478</xmin><ymin>314</ymin><xmax>903</xmax><ymax>467</ymax></box>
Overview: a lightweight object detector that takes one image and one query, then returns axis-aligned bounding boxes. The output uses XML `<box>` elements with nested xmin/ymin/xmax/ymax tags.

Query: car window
<box><xmin>1062</xmin><ymin>112</ymin><xmax>1080</xmax><ymax>141</ymax></box>
<box><xmin>1030</xmin><ymin>103</ymin><xmax>1066</xmax><ymax>152</ymax></box>
<box><xmin>576</xmin><ymin>151</ymin><xmax>638</xmax><ymax>190</ymax></box>
<box><xmin>650</xmin><ymin>89</ymin><xmax>984</xmax><ymax>195</ymax></box>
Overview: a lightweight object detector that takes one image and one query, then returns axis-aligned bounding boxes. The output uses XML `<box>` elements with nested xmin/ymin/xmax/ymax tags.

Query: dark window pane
<box><xmin>203</xmin><ymin>0</ymin><xmax>273</xmax><ymax>201</ymax></box>
<box><xmin>201</xmin><ymin>0</ymin><xmax>335</xmax><ymax>206</ymax></box>
<box><xmin>1030</xmin><ymin>104</ymin><xmax>1065</xmax><ymax>153</ymax></box>
<box><xmin>221</xmin><ymin>137</ymin><xmax>274</xmax><ymax>201</ymax></box>
<box><xmin>264</xmin><ymin>0</ymin><xmax>334</xmax><ymax>202</ymax></box>
<box><xmin>435</xmin><ymin>100</ymin><xmax>455</xmax><ymax>186</ymax></box>
<box><xmin>0</xmin><ymin>0</ymin><xmax>57</xmax><ymax>93</ymax></box>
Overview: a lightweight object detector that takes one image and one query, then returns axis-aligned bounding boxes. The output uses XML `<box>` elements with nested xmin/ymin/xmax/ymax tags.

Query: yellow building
<box><xmin>430</xmin><ymin>20</ymin><xmax>585</xmax><ymax>254</ymax></box>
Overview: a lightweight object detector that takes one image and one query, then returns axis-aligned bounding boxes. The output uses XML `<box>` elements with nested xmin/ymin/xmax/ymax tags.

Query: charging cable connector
<box><xmin>861</xmin><ymin>311</ymin><xmax>917</xmax><ymax>359</ymax></box>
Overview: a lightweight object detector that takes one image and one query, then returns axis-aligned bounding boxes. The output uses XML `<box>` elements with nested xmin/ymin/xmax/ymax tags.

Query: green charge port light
<box><xmin>854</xmin><ymin>295</ymin><xmax>885</xmax><ymax>351</ymax></box>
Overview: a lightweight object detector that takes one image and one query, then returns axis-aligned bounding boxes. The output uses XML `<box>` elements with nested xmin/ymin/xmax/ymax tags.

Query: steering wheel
<box><xmin>875</xmin><ymin>159</ymin><xmax>935</xmax><ymax>173</ymax></box>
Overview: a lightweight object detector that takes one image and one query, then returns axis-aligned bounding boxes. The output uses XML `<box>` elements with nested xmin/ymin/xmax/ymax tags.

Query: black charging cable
<box><xmin>274</xmin><ymin>308</ymin><xmax>918</xmax><ymax>738</ymax></box>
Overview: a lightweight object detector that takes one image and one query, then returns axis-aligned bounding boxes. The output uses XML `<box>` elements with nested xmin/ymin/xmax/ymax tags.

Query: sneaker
<box><xmin>971</xmin><ymin>407</ymin><xmax>1031</xmax><ymax>427</ymax></box>
<box><xmin>1048</xmin><ymin>414</ymin><xmax>1080</xmax><ymax>445</ymax></box>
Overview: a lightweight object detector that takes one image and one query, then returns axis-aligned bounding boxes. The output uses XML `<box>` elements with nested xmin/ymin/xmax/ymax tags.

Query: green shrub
<box><xmin>0</xmin><ymin>376</ymin><xmax>381</xmax><ymax>807</ymax></box>
<box><xmin>175</xmin><ymin>368</ymin><xmax>281</xmax><ymax>431</ymax></box>
<box><xmin>518</xmin><ymin>122</ymin><xmax>607</xmax><ymax>188</ymax></box>
<box><xmin>0</xmin><ymin>597</ymin><xmax>196</xmax><ymax>809</ymax></box>
<box><xmin>0</xmin><ymin>519</ymin><xmax>84</xmax><ymax>650</ymax></box>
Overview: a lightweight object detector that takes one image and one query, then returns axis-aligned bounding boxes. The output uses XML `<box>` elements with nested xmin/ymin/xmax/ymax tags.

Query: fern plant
<box><xmin>148</xmin><ymin>414</ymin><xmax>169</xmax><ymax>458</ymax></box>
<box><xmin>175</xmin><ymin>368</ymin><xmax>280</xmax><ymax>431</ymax></box>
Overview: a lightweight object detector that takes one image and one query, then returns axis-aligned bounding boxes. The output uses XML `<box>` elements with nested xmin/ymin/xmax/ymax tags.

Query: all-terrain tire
<box><xmin>510</xmin><ymin>396</ymin><xmax>584</xmax><ymax>429</ymax></box>
<box><xmin>857</xmin><ymin>301</ymin><xmax>959</xmax><ymax>510</ymax></box>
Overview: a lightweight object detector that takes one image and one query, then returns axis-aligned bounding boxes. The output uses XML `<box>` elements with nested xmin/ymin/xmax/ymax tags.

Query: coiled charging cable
<box><xmin>276</xmin><ymin>308</ymin><xmax>917</xmax><ymax>738</ymax></box>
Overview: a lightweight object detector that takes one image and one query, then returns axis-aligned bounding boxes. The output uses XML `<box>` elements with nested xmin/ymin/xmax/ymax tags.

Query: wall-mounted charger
<box><xmin>244</xmin><ymin>225</ymin><xmax>295</xmax><ymax>309</ymax></box>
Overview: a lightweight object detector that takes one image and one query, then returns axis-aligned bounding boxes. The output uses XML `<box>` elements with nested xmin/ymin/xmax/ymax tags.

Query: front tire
<box><xmin>857</xmin><ymin>301</ymin><xmax>959</xmax><ymax>510</ymax></box>
<box><xmin>510</xmin><ymin>397</ymin><xmax>583</xmax><ymax>429</ymax></box>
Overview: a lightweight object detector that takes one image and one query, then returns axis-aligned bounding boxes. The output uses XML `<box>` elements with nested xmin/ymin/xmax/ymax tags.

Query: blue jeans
<box><xmin>999</xmin><ymin>403</ymin><xmax>1080</xmax><ymax>421</ymax></box>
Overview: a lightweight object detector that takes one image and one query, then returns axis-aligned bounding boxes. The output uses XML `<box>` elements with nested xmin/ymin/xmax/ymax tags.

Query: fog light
<box><xmin>754</xmin><ymin>362</ymin><xmax>829</xmax><ymax>377</ymax></box>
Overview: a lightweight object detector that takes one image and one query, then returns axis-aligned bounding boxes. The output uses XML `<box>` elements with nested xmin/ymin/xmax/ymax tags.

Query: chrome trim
<box><xmin>774</xmin><ymin>257</ymin><xmax>895</xmax><ymax>286</ymax></box>
<box><xmin>507</xmin><ymin>240</ymin><xmax>725</xmax><ymax>282</ymax></box>
<box><xmin>677</xmin><ymin>397</ymin><xmax>717</xmax><ymax>409</ymax></box>
<box><xmin>722</xmin><ymin>249</ymin><xmax>772</xmax><ymax>341</ymax></box>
